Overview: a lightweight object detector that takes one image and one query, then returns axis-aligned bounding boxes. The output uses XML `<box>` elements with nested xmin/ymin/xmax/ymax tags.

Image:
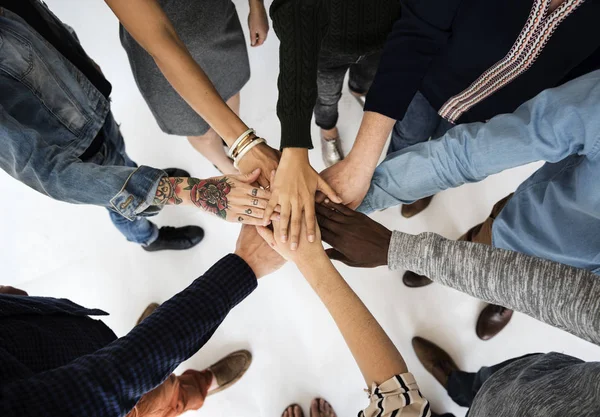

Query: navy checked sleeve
<box><xmin>0</xmin><ymin>254</ymin><xmax>257</xmax><ymax>417</ymax></box>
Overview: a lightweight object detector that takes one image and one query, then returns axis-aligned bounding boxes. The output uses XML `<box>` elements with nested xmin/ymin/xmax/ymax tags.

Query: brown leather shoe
<box><xmin>412</xmin><ymin>337</ymin><xmax>459</xmax><ymax>388</ymax></box>
<box><xmin>401</xmin><ymin>196</ymin><xmax>434</xmax><ymax>218</ymax></box>
<box><xmin>476</xmin><ymin>304</ymin><xmax>514</xmax><ymax>341</ymax></box>
<box><xmin>136</xmin><ymin>302</ymin><xmax>160</xmax><ymax>326</ymax></box>
<box><xmin>207</xmin><ymin>349</ymin><xmax>252</xmax><ymax>396</ymax></box>
<box><xmin>310</xmin><ymin>398</ymin><xmax>337</xmax><ymax>417</ymax></box>
<box><xmin>403</xmin><ymin>271</ymin><xmax>434</xmax><ymax>288</ymax></box>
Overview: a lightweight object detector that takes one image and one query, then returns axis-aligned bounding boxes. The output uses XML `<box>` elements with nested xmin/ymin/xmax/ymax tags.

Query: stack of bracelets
<box><xmin>228</xmin><ymin>128</ymin><xmax>267</xmax><ymax>169</ymax></box>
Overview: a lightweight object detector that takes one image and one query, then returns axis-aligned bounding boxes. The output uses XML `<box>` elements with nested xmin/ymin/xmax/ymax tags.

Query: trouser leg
<box><xmin>314</xmin><ymin>53</ymin><xmax>353</xmax><ymax>130</ymax></box>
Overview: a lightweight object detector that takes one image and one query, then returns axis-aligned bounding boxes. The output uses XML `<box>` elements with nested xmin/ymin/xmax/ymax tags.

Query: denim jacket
<box><xmin>0</xmin><ymin>4</ymin><xmax>165</xmax><ymax>220</ymax></box>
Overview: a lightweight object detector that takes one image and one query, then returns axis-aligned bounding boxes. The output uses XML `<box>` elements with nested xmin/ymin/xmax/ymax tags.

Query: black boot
<box><xmin>143</xmin><ymin>226</ymin><xmax>204</xmax><ymax>252</ymax></box>
<box><xmin>163</xmin><ymin>168</ymin><xmax>190</xmax><ymax>177</ymax></box>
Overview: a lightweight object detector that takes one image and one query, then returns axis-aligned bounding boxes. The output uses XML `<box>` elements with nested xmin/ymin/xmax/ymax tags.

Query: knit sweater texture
<box><xmin>270</xmin><ymin>0</ymin><xmax>400</xmax><ymax>149</ymax></box>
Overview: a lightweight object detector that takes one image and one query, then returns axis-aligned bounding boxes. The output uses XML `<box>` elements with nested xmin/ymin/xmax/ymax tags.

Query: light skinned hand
<box><xmin>234</xmin><ymin>225</ymin><xmax>286</xmax><ymax>278</ymax></box>
<box><xmin>247</xmin><ymin>0</ymin><xmax>269</xmax><ymax>47</ymax></box>
<box><xmin>186</xmin><ymin>169</ymin><xmax>278</xmax><ymax>225</ymax></box>
<box><xmin>263</xmin><ymin>148</ymin><xmax>341</xmax><ymax>251</ymax></box>
<box><xmin>237</xmin><ymin>143</ymin><xmax>280</xmax><ymax>189</ymax></box>
<box><xmin>256</xmin><ymin>218</ymin><xmax>326</xmax><ymax>266</ymax></box>
<box><xmin>318</xmin><ymin>157</ymin><xmax>372</xmax><ymax>209</ymax></box>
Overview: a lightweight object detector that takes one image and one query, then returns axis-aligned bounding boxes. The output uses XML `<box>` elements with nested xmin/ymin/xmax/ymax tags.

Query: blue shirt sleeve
<box><xmin>359</xmin><ymin>70</ymin><xmax>600</xmax><ymax>213</ymax></box>
<box><xmin>0</xmin><ymin>254</ymin><xmax>258</xmax><ymax>417</ymax></box>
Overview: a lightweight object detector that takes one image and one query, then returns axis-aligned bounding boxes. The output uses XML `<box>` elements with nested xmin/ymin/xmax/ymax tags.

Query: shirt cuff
<box><xmin>110</xmin><ymin>165</ymin><xmax>166</xmax><ymax>221</ymax></box>
<box><xmin>356</xmin><ymin>188</ymin><xmax>376</xmax><ymax>214</ymax></box>
<box><xmin>203</xmin><ymin>254</ymin><xmax>258</xmax><ymax>309</ymax></box>
<box><xmin>278</xmin><ymin>113</ymin><xmax>315</xmax><ymax>149</ymax></box>
<box><xmin>362</xmin><ymin>373</ymin><xmax>430</xmax><ymax>417</ymax></box>
<box><xmin>388</xmin><ymin>231</ymin><xmax>426</xmax><ymax>273</ymax></box>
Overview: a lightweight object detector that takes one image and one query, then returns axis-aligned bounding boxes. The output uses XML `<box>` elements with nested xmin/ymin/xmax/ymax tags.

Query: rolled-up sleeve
<box><xmin>110</xmin><ymin>165</ymin><xmax>166</xmax><ymax>220</ymax></box>
<box><xmin>360</xmin><ymin>373</ymin><xmax>431</xmax><ymax>417</ymax></box>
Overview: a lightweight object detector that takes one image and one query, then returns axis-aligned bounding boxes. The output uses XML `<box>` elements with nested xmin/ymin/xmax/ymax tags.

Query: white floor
<box><xmin>2</xmin><ymin>1</ymin><xmax>599</xmax><ymax>416</ymax></box>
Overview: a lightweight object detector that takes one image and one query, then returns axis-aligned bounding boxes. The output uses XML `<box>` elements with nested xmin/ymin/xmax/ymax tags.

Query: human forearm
<box><xmin>0</xmin><ymin>255</ymin><xmax>257</xmax><ymax>417</ymax></box>
<box><xmin>270</xmin><ymin>0</ymin><xmax>327</xmax><ymax>149</ymax></box>
<box><xmin>105</xmin><ymin>0</ymin><xmax>247</xmax><ymax>143</ymax></box>
<box><xmin>347</xmin><ymin>111</ymin><xmax>396</xmax><ymax>174</ymax></box>
<box><xmin>298</xmin><ymin>255</ymin><xmax>408</xmax><ymax>386</ymax></box>
<box><xmin>389</xmin><ymin>232</ymin><xmax>600</xmax><ymax>346</ymax></box>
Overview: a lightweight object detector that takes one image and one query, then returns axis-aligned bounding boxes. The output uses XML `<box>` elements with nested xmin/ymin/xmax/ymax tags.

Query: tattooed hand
<box><xmin>154</xmin><ymin>169</ymin><xmax>277</xmax><ymax>225</ymax></box>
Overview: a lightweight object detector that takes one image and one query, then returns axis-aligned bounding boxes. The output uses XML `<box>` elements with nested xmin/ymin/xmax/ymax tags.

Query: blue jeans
<box><xmin>388</xmin><ymin>91</ymin><xmax>454</xmax><ymax>155</ymax></box>
<box><xmin>85</xmin><ymin>114</ymin><xmax>159</xmax><ymax>246</ymax></box>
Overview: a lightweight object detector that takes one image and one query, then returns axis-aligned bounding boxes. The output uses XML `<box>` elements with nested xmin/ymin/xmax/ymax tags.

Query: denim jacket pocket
<box><xmin>0</xmin><ymin>26</ymin><xmax>90</xmax><ymax>139</ymax></box>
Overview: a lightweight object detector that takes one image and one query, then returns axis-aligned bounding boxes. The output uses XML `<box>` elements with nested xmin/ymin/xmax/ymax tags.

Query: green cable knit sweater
<box><xmin>270</xmin><ymin>0</ymin><xmax>400</xmax><ymax>149</ymax></box>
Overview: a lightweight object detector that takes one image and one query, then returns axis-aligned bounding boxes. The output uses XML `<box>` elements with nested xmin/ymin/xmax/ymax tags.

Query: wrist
<box><xmin>296</xmin><ymin>251</ymin><xmax>330</xmax><ymax>275</ymax></box>
<box><xmin>282</xmin><ymin>147</ymin><xmax>309</xmax><ymax>161</ymax></box>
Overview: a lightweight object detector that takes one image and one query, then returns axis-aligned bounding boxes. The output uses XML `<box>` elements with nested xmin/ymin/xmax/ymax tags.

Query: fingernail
<box><xmin>253</xmin><ymin>168</ymin><xmax>260</xmax><ymax>173</ymax></box>
<box><xmin>291</xmin><ymin>242</ymin><xmax>298</xmax><ymax>251</ymax></box>
<box><xmin>270</xmin><ymin>242</ymin><xmax>275</xmax><ymax>247</ymax></box>
<box><xmin>281</xmin><ymin>235</ymin><xmax>287</xmax><ymax>242</ymax></box>
<box><xmin>308</xmin><ymin>234</ymin><xmax>315</xmax><ymax>242</ymax></box>
<box><xmin>324</xmin><ymin>199</ymin><xmax>330</xmax><ymax>204</ymax></box>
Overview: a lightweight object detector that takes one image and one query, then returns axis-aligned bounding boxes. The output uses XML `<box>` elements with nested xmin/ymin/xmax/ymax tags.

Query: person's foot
<box><xmin>476</xmin><ymin>304</ymin><xmax>514</xmax><ymax>341</ymax></box>
<box><xmin>401</xmin><ymin>196</ymin><xmax>434</xmax><ymax>218</ymax></box>
<box><xmin>310</xmin><ymin>398</ymin><xmax>337</xmax><ymax>417</ymax></box>
<box><xmin>321</xmin><ymin>128</ymin><xmax>344</xmax><ymax>168</ymax></box>
<box><xmin>142</xmin><ymin>226</ymin><xmax>205</xmax><ymax>252</ymax></box>
<box><xmin>282</xmin><ymin>404</ymin><xmax>304</xmax><ymax>417</ymax></box>
<box><xmin>402</xmin><ymin>271</ymin><xmax>434</xmax><ymax>288</ymax></box>
<box><xmin>412</xmin><ymin>337</ymin><xmax>459</xmax><ymax>388</ymax></box>
<box><xmin>163</xmin><ymin>167</ymin><xmax>190</xmax><ymax>178</ymax></box>
<box><xmin>136</xmin><ymin>302</ymin><xmax>160</xmax><ymax>326</ymax></box>
<box><xmin>206</xmin><ymin>349</ymin><xmax>252</xmax><ymax>396</ymax></box>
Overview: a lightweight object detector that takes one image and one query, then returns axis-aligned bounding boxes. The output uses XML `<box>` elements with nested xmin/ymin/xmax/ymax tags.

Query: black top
<box><xmin>270</xmin><ymin>0</ymin><xmax>401</xmax><ymax>149</ymax></box>
<box><xmin>0</xmin><ymin>0</ymin><xmax>112</xmax><ymax>97</ymax></box>
<box><xmin>365</xmin><ymin>0</ymin><xmax>600</xmax><ymax>124</ymax></box>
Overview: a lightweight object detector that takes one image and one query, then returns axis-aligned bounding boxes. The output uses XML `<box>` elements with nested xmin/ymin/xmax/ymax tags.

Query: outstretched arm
<box><xmin>359</xmin><ymin>70</ymin><xmax>600</xmax><ymax>213</ymax></box>
<box><xmin>105</xmin><ymin>0</ymin><xmax>279</xmax><ymax>187</ymax></box>
<box><xmin>258</xmin><ymin>222</ymin><xmax>430</xmax><ymax>417</ymax></box>
<box><xmin>317</xmin><ymin>201</ymin><xmax>600</xmax><ymax>346</ymax></box>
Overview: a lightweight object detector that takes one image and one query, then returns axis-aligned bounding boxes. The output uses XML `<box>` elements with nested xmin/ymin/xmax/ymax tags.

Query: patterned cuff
<box><xmin>110</xmin><ymin>166</ymin><xmax>167</xmax><ymax>220</ymax></box>
<box><xmin>361</xmin><ymin>373</ymin><xmax>430</xmax><ymax>417</ymax></box>
<box><xmin>203</xmin><ymin>254</ymin><xmax>258</xmax><ymax>309</ymax></box>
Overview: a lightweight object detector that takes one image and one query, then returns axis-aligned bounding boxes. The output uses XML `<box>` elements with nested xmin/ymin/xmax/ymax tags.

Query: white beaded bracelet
<box><xmin>234</xmin><ymin>138</ymin><xmax>266</xmax><ymax>169</ymax></box>
<box><xmin>228</xmin><ymin>128</ymin><xmax>255</xmax><ymax>159</ymax></box>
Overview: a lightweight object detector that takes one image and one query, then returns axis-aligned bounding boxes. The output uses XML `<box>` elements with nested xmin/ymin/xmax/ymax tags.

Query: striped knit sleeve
<box><xmin>361</xmin><ymin>373</ymin><xmax>431</xmax><ymax>417</ymax></box>
<box><xmin>388</xmin><ymin>231</ymin><xmax>600</xmax><ymax>346</ymax></box>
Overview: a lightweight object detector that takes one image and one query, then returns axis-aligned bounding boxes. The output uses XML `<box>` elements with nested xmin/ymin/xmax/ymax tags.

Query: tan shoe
<box><xmin>136</xmin><ymin>302</ymin><xmax>160</xmax><ymax>326</ymax></box>
<box><xmin>401</xmin><ymin>196</ymin><xmax>434</xmax><ymax>218</ymax></box>
<box><xmin>206</xmin><ymin>349</ymin><xmax>252</xmax><ymax>396</ymax></box>
<box><xmin>412</xmin><ymin>337</ymin><xmax>459</xmax><ymax>388</ymax></box>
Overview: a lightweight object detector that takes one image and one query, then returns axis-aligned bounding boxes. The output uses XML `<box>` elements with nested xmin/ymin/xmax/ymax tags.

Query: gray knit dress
<box><xmin>120</xmin><ymin>0</ymin><xmax>250</xmax><ymax>136</ymax></box>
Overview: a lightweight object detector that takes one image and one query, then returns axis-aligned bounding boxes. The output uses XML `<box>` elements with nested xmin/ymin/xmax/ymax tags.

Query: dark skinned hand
<box><xmin>316</xmin><ymin>200</ymin><xmax>392</xmax><ymax>268</ymax></box>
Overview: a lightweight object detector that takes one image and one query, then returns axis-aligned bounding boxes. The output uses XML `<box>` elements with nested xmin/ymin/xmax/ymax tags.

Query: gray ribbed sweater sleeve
<box><xmin>388</xmin><ymin>231</ymin><xmax>600</xmax><ymax>346</ymax></box>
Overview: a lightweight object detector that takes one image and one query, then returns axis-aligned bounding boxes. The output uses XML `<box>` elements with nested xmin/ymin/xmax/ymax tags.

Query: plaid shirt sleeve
<box><xmin>0</xmin><ymin>254</ymin><xmax>257</xmax><ymax>417</ymax></box>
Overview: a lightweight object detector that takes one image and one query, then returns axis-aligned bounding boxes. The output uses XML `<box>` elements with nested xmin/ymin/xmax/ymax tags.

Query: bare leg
<box><xmin>187</xmin><ymin>93</ymin><xmax>241</xmax><ymax>175</ymax></box>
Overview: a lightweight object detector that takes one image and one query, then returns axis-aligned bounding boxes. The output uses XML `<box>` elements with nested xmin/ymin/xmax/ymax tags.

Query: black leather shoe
<box><xmin>163</xmin><ymin>168</ymin><xmax>190</xmax><ymax>177</ymax></box>
<box><xmin>143</xmin><ymin>226</ymin><xmax>204</xmax><ymax>252</ymax></box>
<box><xmin>403</xmin><ymin>271</ymin><xmax>434</xmax><ymax>288</ymax></box>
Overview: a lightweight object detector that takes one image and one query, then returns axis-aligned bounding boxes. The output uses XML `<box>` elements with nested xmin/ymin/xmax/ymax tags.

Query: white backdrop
<box><xmin>2</xmin><ymin>1</ymin><xmax>599</xmax><ymax>416</ymax></box>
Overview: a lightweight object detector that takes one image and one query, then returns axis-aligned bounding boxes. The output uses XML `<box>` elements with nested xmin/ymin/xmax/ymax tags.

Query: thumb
<box><xmin>325</xmin><ymin>248</ymin><xmax>350</xmax><ymax>264</ymax></box>
<box><xmin>317</xmin><ymin>177</ymin><xmax>342</xmax><ymax>204</ymax></box>
<box><xmin>239</xmin><ymin>168</ymin><xmax>261</xmax><ymax>184</ymax></box>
